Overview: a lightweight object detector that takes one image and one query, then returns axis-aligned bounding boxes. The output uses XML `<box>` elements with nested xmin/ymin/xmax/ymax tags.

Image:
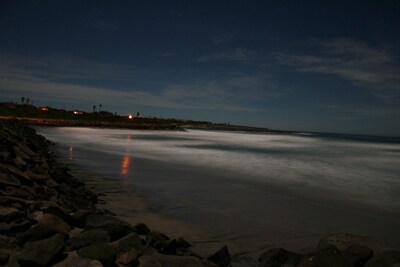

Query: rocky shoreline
<box><xmin>1</xmin><ymin>119</ymin><xmax>399</xmax><ymax>267</ymax></box>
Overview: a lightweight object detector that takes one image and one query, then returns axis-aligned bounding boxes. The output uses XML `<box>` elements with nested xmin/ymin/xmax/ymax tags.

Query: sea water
<box><xmin>37</xmin><ymin>127</ymin><xmax>400</xmax><ymax>254</ymax></box>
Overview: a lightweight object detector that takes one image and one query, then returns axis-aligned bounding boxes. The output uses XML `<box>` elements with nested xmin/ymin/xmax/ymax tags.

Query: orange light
<box><xmin>121</xmin><ymin>155</ymin><xmax>130</xmax><ymax>175</ymax></box>
<box><xmin>128</xmin><ymin>114</ymin><xmax>133</xmax><ymax>119</ymax></box>
<box><xmin>39</xmin><ymin>107</ymin><xmax>49</xmax><ymax>111</ymax></box>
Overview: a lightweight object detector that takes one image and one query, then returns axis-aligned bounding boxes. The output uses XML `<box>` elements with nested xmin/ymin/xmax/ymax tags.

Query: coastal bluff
<box><xmin>0</xmin><ymin>120</ymin><xmax>399</xmax><ymax>267</ymax></box>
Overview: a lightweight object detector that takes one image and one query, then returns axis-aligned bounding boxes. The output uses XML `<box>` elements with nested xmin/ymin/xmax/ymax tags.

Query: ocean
<box><xmin>37</xmin><ymin>127</ymin><xmax>400</xmax><ymax>263</ymax></box>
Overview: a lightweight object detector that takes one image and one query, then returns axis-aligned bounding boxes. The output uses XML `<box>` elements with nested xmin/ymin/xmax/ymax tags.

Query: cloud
<box><xmin>0</xmin><ymin>54</ymin><xmax>273</xmax><ymax>113</ymax></box>
<box><xmin>275</xmin><ymin>38</ymin><xmax>400</xmax><ymax>102</ymax></box>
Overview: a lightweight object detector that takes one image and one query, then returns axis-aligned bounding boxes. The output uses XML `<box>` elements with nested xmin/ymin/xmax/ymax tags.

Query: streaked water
<box><xmin>37</xmin><ymin>127</ymin><xmax>400</xmax><ymax>257</ymax></box>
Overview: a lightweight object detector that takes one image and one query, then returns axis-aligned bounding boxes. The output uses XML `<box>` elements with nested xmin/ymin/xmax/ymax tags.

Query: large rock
<box><xmin>111</xmin><ymin>232</ymin><xmax>144</xmax><ymax>256</ymax></box>
<box><xmin>18</xmin><ymin>233</ymin><xmax>66</xmax><ymax>267</ymax></box>
<box><xmin>364</xmin><ymin>249</ymin><xmax>400</xmax><ymax>267</ymax></box>
<box><xmin>0</xmin><ymin>218</ymin><xmax>33</xmax><ymax>235</ymax></box>
<box><xmin>77</xmin><ymin>242</ymin><xmax>117</xmax><ymax>267</ymax></box>
<box><xmin>53</xmin><ymin>251</ymin><xmax>103</xmax><ymax>267</ymax></box>
<box><xmin>16</xmin><ymin>223</ymin><xmax>59</xmax><ymax>244</ymax></box>
<box><xmin>297</xmin><ymin>246</ymin><xmax>352</xmax><ymax>267</ymax></box>
<box><xmin>0</xmin><ymin>173</ymin><xmax>20</xmax><ymax>187</ymax></box>
<box><xmin>133</xmin><ymin>223</ymin><xmax>151</xmax><ymax>235</ymax></box>
<box><xmin>85</xmin><ymin>214</ymin><xmax>132</xmax><ymax>241</ymax></box>
<box><xmin>67</xmin><ymin>229</ymin><xmax>110</xmax><ymax>250</ymax></box>
<box><xmin>0</xmin><ymin>235</ymin><xmax>20</xmax><ymax>265</ymax></box>
<box><xmin>259</xmin><ymin>248</ymin><xmax>302</xmax><ymax>267</ymax></box>
<box><xmin>0</xmin><ymin>206</ymin><xmax>25</xmax><ymax>223</ymax></box>
<box><xmin>207</xmin><ymin>246</ymin><xmax>231</xmax><ymax>267</ymax></box>
<box><xmin>139</xmin><ymin>253</ymin><xmax>204</xmax><ymax>267</ymax></box>
<box><xmin>39</xmin><ymin>213</ymin><xmax>71</xmax><ymax>234</ymax></box>
<box><xmin>117</xmin><ymin>248</ymin><xmax>138</xmax><ymax>266</ymax></box>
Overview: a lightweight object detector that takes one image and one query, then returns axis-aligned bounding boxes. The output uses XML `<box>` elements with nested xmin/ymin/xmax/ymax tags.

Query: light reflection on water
<box><xmin>121</xmin><ymin>134</ymin><xmax>133</xmax><ymax>175</ymax></box>
<box><xmin>69</xmin><ymin>146</ymin><xmax>73</xmax><ymax>160</ymax></box>
<box><xmin>121</xmin><ymin>154</ymin><xmax>131</xmax><ymax>175</ymax></box>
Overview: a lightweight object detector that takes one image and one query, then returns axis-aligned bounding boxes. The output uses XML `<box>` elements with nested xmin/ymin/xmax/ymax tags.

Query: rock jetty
<box><xmin>1</xmin><ymin>119</ymin><xmax>399</xmax><ymax>267</ymax></box>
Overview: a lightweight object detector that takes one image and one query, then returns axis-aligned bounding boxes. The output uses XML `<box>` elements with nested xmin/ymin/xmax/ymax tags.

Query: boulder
<box><xmin>68</xmin><ymin>229</ymin><xmax>110</xmax><ymax>250</ymax></box>
<box><xmin>39</xmin><ymin>213</ymin><xmax>71</xmax><ymax>234</ymax></box>
<box><xmin>18</xmin><ymin>233</ymin><xmax>66</xmax><ymax>267</ymax></box>
<box><xmin>364</xmin><ymin>250</ymin><xmax>400</xmax><ymax>267</ymax></box>
<box><xmin>207</xmin><ymin>246</ymin><xmax>231</xmax><ymax>267</ymax></box>
<box><xmin>85</xmin><ymin>214</ymin><xmax>132</xmax><ymax>241</ymax></box>
<box><xmin>133</xmin><ymin>223</ymin><xmax>151</xmax><ymax>235</ymax></box>
<box><xmin>116</xmin><ymin>248</ymin><xmax>138</xmax><ymax>266</ymax></box>
<box><xmin>111</xmin><ymin>232</ymin><xmax>144</xmax><ymax>256</ymax></box>
<box><xmin>0</xmin><ymin>206</ymin><xmax>25</xmax><ymax>223</ymax></box>
<box><xmin>16</xmin><ymin>223</ymin><xmax>59</xmax><ymax>244</ymax></box>
<box><xmin>0</xmin><ymin>235</ymin><xmax>19</xmax><ymax>265</ymax></box>
<box><xmin>53</xmin><ymin>251</ymin><xmax>103</xmax><ymax>267</ymax></box>
<box><xmin>259</xmin><ymin>248</ymin><xmax>302</xmax><ymax>267</ymax></box>
<box><xmin>139</xmin><ymin>253</ymin><xmax>204</xmax><ymax>267</ymax></box>
<box><xmin>72</xmin><ymin>209</ymin><xmax>95</xmax><ymax>228</ymax></box>
<box><xmin>77</xmin><ymin>243</ymin><xmax>116</xmax><ymax>267</ymax></box>
<box><xmin>0</xmin><ymin>218</ymin><xmax>33</xmax><ymax>235</ymax></box>
<box><xmin>0</xmin><ymin>173</ymin><xmax>20</xmax><ymax>187</ymax></box>
<box><xmin>297</xmin><ymin>246</ymin><xmax>352</xmax><ymax>267</ymax></box>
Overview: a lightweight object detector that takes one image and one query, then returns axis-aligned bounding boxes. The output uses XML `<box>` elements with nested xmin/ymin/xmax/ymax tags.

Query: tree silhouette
<box><xmin>93</xmin><ymin>105</ymin><xmax>96</xmax><ymax>113</ymax></box>
<box><xmin>26</xmin><ymin>98</ymin><xmax>30</xmax><ymax>104</ymax></box>
<box><xmin>99</xmin><ymin>104</ymin><xmax>102</xmax><ymax>112</ymax></box>
<box><xmin>21</xmin><ymin>97</ymin><xmax>25</xmax><ymax>104</ymax></box>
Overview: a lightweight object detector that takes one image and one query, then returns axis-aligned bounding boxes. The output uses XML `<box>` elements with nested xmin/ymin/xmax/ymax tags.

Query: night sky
<box><xmin>1</xmin><ymin>1</ymin><xmax>399</xmax><ymax>136</ymax></box>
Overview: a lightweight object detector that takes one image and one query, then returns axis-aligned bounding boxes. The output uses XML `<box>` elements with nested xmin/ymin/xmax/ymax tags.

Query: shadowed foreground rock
<box><xmin>0</xmin><ymin>120</ymin><xmax>399</xmax><ymax>267</ymax></box>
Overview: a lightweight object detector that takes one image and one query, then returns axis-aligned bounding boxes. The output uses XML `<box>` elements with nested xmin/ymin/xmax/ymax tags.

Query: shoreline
<box><xmin>1</xmin><ymin>120</ymin><xmax>400</xmax><ymax>266</ymax></box>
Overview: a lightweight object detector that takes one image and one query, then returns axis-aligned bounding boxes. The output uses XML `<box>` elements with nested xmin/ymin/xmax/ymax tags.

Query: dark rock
<box><xmin>318</xmin><ymin>233</ymin><xmax>374</xmax><ymax>266</ymax></box>
<box><xmin>111</xmin><ymin>232</ymin><xmax>144</xmax><ymax>256</ymax></box>
<box><xmin>176</xmin><ymin>237</ymin><xmax>192</xmax><ymax>248</ymax></box>
<box><xmin>0</xmin><ymin>163</ymin><xmax>33</xmax><ymax>186</ymax></box>
<box><xmin>0</xmin><ymin>206</ymin><xmax>26</xmax><ymax>223</ymax></box>
<box><xmin>207</xmin><ymin>246</ymin><xmax>231</xmax><ymax>267</ymax></box>
<box><xmin>117</xmin><ymin>248</ymin><xmax>138</xmax><ymax>266</ymax></box>
<box><xmin>146</xmin><ymin>231</ymin><xmax>170</xmax><ymax>247</ymax></box>
<box><xmin>52</xmin><ymin>251</ymin><xmax>104</xmax><ymax>267</ymax></box>
<box><xmin>140</xmin><ymin>253</ymin><xmax>204</xmax><ymax>267</ymax></box>
<box><xmin>77</xmin><ymin>242</ymin><xmax>117</xmax><ymax>267</ymax></box>
<box><xmin>0</xmin><ymin>173</ymin><xmax>20</xmax><ymax>187</ymax></box>
<box><xmin>259</xmin><ymin>248</ymin><xmax>302</xmax><ymax>267</ymax></box>
<box><xmin>18</xmin><ymin>233</ymin><xmax>66</xmax><ymax>267</ymax></box>
<box><xmin>39</xmin><ymin>213</ymin><xmax>71</xmax><ymax>234</ymax></box>
<box><xmin>364</xmin><ymin>250</ymin><xmax>400</xmax><ymax>267</ymax></box>
<box><xmin>85</xmin><ymin>214</ymin><xmax>132</xmax><ymax>241</ymax></box>
<box><xmin>133</xmin><ymin>223</ymin><xmax>151</xmax><ymax>235</ymax></box>
<box><xmin>0</xmin><ymin>235</ymin><xmax>19</xmax><ymax>265</ymax></box>
<box><xmin>0</xmin><ymin>218</ymin><xmax>33</xmax><ymax>235</ymax></box>
<box><xmin>0</xmin><ymin>196</ymin><xmax>33</xmax><ymax>207</ymax></box>
<box><xmin>72</xmin><ymin>209</ymin><xmax>95</xmax><ymax>228</ymax></box>
<box><xmin>297</xmin><ymin>246</ymin><xmax>352</xmax><ymax>267</ymax></box>
<box><xmin>16</xmin><ymin>223</ymin><xmax>59</xmax><ymax>244</ymax></box>
<box><xmin>341</xmin><ymin>244</ymin><xmax>373</xmax><ymax>267</ymax></box>
<box><xmin>67</xmin><ymin>229</ymin><xmax>110</xmax><ymax>250</ymax></box>
<box><xmin>97</xmin><ymin>208</ymin><xmax>117</xmax><ymax>216</ymax></box>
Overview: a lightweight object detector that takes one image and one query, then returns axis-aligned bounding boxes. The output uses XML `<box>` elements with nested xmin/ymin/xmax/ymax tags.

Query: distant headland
<box><xmin>0</xmin><ymin>102</ymin><xmax>268</xmax><ymax>132</ymax></box>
